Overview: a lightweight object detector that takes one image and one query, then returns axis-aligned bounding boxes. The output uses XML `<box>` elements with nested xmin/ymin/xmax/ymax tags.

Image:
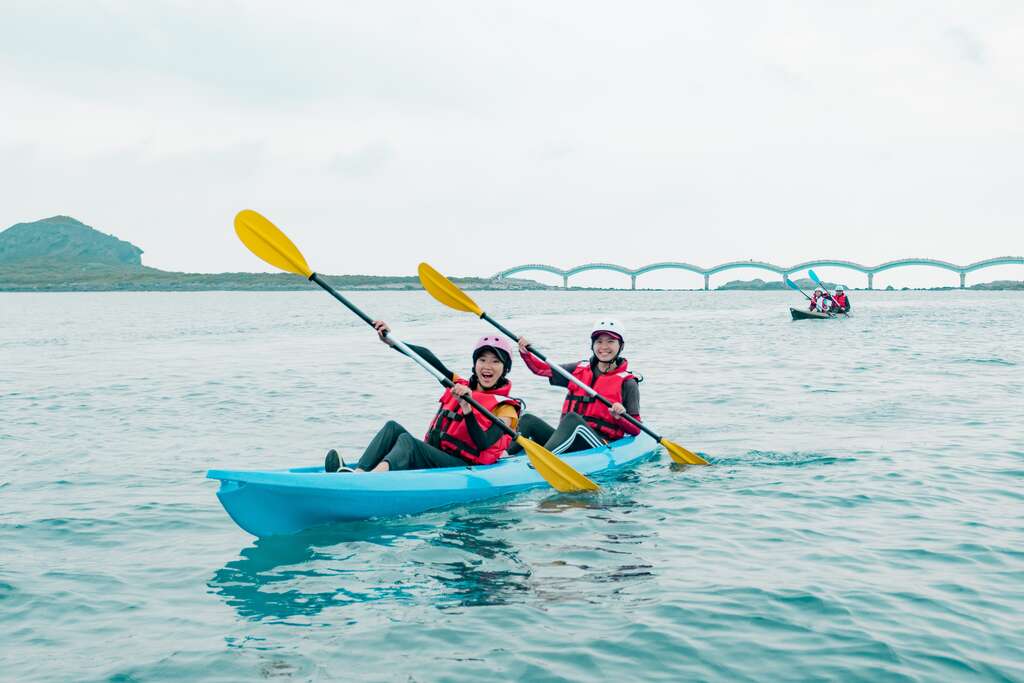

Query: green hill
<box><xmin>969</xmin><ymin>280</ymin><xmax>1024</xmax><ymax>290</ymax></box>
<box><xmin>0</xmin><ymin>215</ymin><xmax>144</xmax><ymax>266</ymax></box>
<box><xmin>716</xmin><ymin>277</ymin><xmax>845</xmax><ymax>291</ymax></box>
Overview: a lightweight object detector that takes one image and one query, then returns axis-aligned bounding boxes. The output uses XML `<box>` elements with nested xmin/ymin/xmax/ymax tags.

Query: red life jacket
<box><xmin>833</xmin><ymin>292</ymin><xmax>848</xmax><ymax>308</ymax></box>
<box><xmin>561</xmin><ymin>359</ymin><xmax>640</xmax><ymax>441</ymax></box>
<box><xmin>425</xmin><ymin>379</ymin><xmax>522</xmax><ymax>465</ymax></box>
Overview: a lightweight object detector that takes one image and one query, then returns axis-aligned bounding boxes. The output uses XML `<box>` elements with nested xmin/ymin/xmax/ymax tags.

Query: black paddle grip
<box><xmin>310</xmin><ymin>273</ymin><xmax>375</xmax><ymax>326</ymax></box>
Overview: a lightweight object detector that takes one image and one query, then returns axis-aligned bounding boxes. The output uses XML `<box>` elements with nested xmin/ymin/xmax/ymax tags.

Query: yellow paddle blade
<box><xmin>662</xmin><ymin>437</ymin><xmax>709</xmax><ymax>465</ymax></box>
<box><xmin>418</xmin><ymin>262</ymin><xmax>484</xmax><ymax>316</ymax></box>
<box><xmin>234</xmin><ymin>209</ymin><xmax>313</xmax><ymax>278</ymax></box>
<box><xmin>517</xmin><ymin>435</ymin><xmax>600</xmax><ymax>492</ymax></box>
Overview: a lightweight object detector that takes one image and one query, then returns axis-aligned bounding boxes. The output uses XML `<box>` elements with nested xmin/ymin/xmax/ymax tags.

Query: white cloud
<box><xmin>2</xmin><ymin>1</ymin><xmax>1022</xmax><ymax>285</ymax></box>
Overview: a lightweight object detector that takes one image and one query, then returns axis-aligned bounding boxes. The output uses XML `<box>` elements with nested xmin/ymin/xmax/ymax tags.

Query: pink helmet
<box><xmin>473</xmin><ymin>334</ymin><xmax>514</xmax><ymax>372</ymax></box>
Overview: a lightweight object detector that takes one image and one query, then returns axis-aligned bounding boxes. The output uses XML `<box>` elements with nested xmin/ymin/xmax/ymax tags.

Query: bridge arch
<box><xmin>961</xmin><ymin>256</ymin><xmax>1024</xmax><ymax>273</ymax></box>
<box><xmin>706</xmin><ymin>260</ymin><xmax>786</xmax><ymax>276</ymax></box>
<box><xmin>565</xmin><ymin>262</ymin><xmax>635</xmax><ymax>277</ymax></box>
<box><xmin>633</xmin><ymin>262</ymin><xmax>706</xmax><ymax>276</ymax></box>
<box><xmin>493</xmin><ymin>263</ymin><xmax>567</xmax><ymax>279</ymax></box>
<box><xmin>564</xmin><ymin>263</ymin><xmax>636</xmax><ymax>289</ymax></box>
<box><xmin>871</xmin><ymin>258</ymin><xmax>962</xmax><ymax>274</ymax></box>
<box><xmin>632</xmin><ymin>262</ymin><xmax>708</xmax><ymax>289</ymax></box>
<box><xmin>786</xmin><ymin>260</ymin><xmax>870</xmax><ymax>275</ymax></box>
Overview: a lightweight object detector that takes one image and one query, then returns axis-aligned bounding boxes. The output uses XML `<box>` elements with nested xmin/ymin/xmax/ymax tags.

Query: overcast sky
<box><xmin>2</xmin><ymin>1</ymin><xmax>1022</xmax><ymax>287</ymax></box>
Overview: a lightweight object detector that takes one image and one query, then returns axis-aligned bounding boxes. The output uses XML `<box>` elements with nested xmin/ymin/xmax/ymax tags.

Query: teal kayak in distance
<box><xmin>207</xmin><ymin>433</ymin><xmax>660</xmax><ymax>537</ymax></box>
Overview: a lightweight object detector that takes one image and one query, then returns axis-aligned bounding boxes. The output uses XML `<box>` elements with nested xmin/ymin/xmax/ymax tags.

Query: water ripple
<box><xmin>3</xmin><ymin>290</ymin><xmax>1023</xmax><ymax>682</ymax></box>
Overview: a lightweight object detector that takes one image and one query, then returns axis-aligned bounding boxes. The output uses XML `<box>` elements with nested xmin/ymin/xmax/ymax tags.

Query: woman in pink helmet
<box><xmin>509</xmin><ymin>318</ymin><xmax>642</xmax><ymax>455</ymax></box>
<box><xmin>326</xmin><ymin>321</ymin><xmax>522</xmax><ymax>473</ymax></box>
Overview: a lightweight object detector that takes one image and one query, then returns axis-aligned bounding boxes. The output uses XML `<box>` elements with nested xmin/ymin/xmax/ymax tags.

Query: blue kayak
<box><xmin>207</xmin><ymin>433</ymin><xmax>659</xmax><ymax>537</ymax></box>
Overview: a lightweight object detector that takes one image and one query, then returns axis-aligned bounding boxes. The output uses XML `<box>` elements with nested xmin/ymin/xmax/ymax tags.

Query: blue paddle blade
<box><xmin>784</xmin><ymin>276</ymin><xmax>801</xmax><ymax>290</ymax></box>
<box><xmin>808</xmin><ymin>269</ymin><xmax>822</xmax><ymax>285</ymax></box>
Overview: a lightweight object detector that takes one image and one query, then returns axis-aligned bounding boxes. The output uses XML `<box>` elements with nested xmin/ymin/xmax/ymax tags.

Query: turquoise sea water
<box><xmin>2</xmin><ymin>289</ymin><xmax>1022</xmax><ymax>682</ymax></box>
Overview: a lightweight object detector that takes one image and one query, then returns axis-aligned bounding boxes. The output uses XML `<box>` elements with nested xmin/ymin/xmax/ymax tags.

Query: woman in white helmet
<box><xmin>810</xmin><ymin>287</ymin><xmax>825</xmax><ymax>312</ymax></box>
<box><xmin>817</xmin><ymin>290</ymin><xmax>832</xmax><ymax>313</ymax></box>
<box><xmin>508</xmin><ymin>318</ymin><xmax>642</xmax><ymax>455</ymax></box>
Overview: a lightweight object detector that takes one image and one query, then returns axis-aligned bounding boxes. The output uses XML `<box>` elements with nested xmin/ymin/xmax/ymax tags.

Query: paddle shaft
<box><xmin>309</xmin><ymin>273</ymin><xmax>517</xmax><ymax>439</ymax></box>
<box><xmin>785</xmin><ymin>277</ymin><xmax>813</xmax><ymax>302</ymax></box>
<box><xmin>478</xmin><ymin>312</ymin><xmax>664</xmax><ymax>443</ymax></box>
<box><xmin>808</xmin><ymin>270</ymin><xmax>838</xmax><ymax>304</ymax></box>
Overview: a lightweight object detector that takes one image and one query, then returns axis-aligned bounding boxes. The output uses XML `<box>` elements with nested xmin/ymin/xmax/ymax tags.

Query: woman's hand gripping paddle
<box><xmin>417</xmin><ymin>262</ymin><xmax>710</xmax><ymax>466</ymax></box>
<box><xmin>233</xmin><ymin>210</ymin><xmax>598</xmax><ymax>493</ymax></box>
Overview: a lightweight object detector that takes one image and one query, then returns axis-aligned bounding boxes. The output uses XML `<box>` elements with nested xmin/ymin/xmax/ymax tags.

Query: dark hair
<box><xmin>473</xmin><ymin>345</ymin><xmax>511</xmax><ymax>371</ymax></box>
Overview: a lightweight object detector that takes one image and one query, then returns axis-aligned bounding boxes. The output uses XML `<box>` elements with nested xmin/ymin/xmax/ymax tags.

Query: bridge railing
<box><xmin>493</xmin><ymin>257</ymin><xmax>1024</xmax><ymax>290</ymax></box>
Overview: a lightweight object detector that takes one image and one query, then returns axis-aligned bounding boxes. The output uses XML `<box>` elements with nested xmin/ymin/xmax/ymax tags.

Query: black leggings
<box><xmin>357</xmin><ymin>420</ymin><xmax>472</xmax><ymax>471</ymax></box>
<box><xmin>506</xmin><ymin>413</ymin><xmax>605</xmax><ymax>456</ymax></box>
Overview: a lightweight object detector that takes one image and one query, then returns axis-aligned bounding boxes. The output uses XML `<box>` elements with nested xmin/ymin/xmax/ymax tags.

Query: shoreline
<box><xmin>2</xmin><ymin>285</ymin><xmax>1021</xmax><ymax>293</ymax></box>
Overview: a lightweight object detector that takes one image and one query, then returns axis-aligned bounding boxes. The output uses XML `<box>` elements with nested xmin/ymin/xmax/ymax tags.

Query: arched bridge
<box><xmin>495</xmin><ymin>257</ymin><xmax>1024</xmax><ymax>290</ymax></box>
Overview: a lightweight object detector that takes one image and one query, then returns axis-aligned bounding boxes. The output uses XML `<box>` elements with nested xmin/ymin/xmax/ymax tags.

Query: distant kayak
<box><xmin>790</xmin><ymin>307</ymin><xmax>833</xmax><ymax>320</ymax></box>
<box><xmin>208</xmin><ymin>433</ymin><xmax>660</xmax><ymax>537</ymax></box>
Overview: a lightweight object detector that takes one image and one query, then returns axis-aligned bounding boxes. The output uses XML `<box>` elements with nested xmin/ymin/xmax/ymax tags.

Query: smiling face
<box><xmin>473</xmin><ymin>349</ymin><xmax>506</xmax><ymax>389</ymax></box>
<box><xmin>591</xmin><ymin>333</ymin><xmax>622</xmax><ymax>363</ymax></box>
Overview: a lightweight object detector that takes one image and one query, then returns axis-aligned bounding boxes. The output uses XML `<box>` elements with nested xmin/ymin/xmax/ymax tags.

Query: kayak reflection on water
<box><xmin>208</xmin><ymin>495</ymin><xmax>659</xmax><ymax>621</ymax></box>
<box><xmin>208</xmin><ymin>514</ymin><xmax>531</xmax><ymax>621</ymax></box>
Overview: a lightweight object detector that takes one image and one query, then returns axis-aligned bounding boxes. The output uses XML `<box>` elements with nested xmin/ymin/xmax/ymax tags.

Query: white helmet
<box><xmin>590</xmin><ymin>318</ymin><xmax>625</xmax><ymax>343</ymax></box>
<box><xmin>835</xmin><ymin>285</ymin><xmax>845</xmax><ymax>292</ymax></box>
<box><xmin>814</xmin><ymin>287</ymin><xmax>824</xmax><ymax>294</ymax></box>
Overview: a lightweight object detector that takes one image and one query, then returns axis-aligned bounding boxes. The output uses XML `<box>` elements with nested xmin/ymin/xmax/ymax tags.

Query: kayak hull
<box><xmin>790</xmin><ymin>307</ymin><xmax>833</xmax><ymax>320</ymax></box>
<box><xmin>207</xmin><ymin>433</ymin><xmax>660</xmax><ymax>537</ymax></box>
